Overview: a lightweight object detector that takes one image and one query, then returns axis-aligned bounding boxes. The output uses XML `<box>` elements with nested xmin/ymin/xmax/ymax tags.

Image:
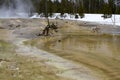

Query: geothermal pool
<box><xmin>41</xmin><ymin>35</ymin><xmax>120</xmax><ymax>80</ymax></box>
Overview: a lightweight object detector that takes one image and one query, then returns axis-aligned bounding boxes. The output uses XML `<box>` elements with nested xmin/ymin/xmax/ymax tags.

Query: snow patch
<box><xmin>31</xmin><ymin>13</ymin><xmax>120</xmax><ymax>26</ymax></box>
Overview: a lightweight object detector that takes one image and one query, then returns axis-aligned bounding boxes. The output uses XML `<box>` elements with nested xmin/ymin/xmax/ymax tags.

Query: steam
<box><xmin>0</xmin><ymin>0</ymin><xmax>34</xmax><ymax>18</ymax></box>
<box><xmin>104</xmin><ymin>0</ymin><xmax>108</xmax><ymax>3</ymax></box>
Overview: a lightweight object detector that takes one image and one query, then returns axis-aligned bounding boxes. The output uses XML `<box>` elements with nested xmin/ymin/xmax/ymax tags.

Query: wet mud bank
<box><xmin>24</xmin><ymin>19</ymin><xmax>120</xmax><ymax>80</ymax></box>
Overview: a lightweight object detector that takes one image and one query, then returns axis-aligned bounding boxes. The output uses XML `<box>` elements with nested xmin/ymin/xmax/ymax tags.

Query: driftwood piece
<box><xmin>37</xmin><ymin>23</ymin><xmax>58</xmax><ymax>36</ymax></box>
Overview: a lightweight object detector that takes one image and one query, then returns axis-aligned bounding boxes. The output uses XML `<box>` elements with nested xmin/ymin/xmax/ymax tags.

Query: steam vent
<box><xmin>0</xmin><ymin>0</ymin><xmax>34</xmax><ymax>18</ymax></box>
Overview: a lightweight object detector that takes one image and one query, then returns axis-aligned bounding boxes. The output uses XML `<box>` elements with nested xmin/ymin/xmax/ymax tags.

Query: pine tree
<box><xmin>53</xmin><ymin>0</ymin><xmax>60</xmax><ymax>13</ymax></box>
<box><xmin>102</xmin><ymin>3</ymin><xmax>112</xmax><ymax>18</ymax></box>
<box><xmin>29</xmin><ymin>0</ymin><xmax>120</xmax><ymax>15</ymax></box>
<box><xmin>60</xmin><ymin>0</ymin><xmax>66</xmax><ymax>17</ymax></box>
<box><xmin>67</xmin><ymin>0</ymin><xmax>73</xmax><ymax>14</ymax></box>
<box><xmin>109</xmin><ymin>0</ymin><xmax>115</xmax><ymax>14</ymax></box>
<box><xmin>78</xmin><ymin>1</ymin><xmax>84</xmax><ymax>18</ymax></box>
<box><xmin>48</xmin><ymin>0</ymin><xmax>53</xmax><ymax>17</ymax></box>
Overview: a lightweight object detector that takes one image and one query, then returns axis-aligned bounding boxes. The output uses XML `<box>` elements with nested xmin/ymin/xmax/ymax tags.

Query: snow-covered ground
<box><xmin>77</xmin><ymin>14</ymin><xmax>120</xmax><ymax>26</ymax></box>
<box><xmin>31</xmin><ymin>13</ymin><xmax>120</xmax><ymax>26</ymax></box>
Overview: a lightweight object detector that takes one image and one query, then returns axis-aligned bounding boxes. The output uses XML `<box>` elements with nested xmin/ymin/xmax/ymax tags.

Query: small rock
<box><xmin>0</xmin><ymin>59</ymin><xmax>3</xmax><ymax>62</ymax></box>
<box><xmin>16</xmin><ymin>25</ymin><xmax>21</xmax><ymax>28</ymax></box>
<box><xmin>8</xmin><ymin>63</ymin><xmax>19</xmax><ymax>71</ymax></box>
<box><xmin>8</xmin><ymin>24</ymin><xmax>13</xmax><ymax>27</ymax></box>
<box><xmin>58</xmin><ymin>40</ymin><xmax>61</xmax><ymax>42</ymax></box>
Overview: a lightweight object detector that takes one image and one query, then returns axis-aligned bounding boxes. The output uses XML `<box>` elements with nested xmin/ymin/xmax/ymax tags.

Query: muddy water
<box><xmin>43</xmin><ymin>35</ymin><xmax>120</xmax><ymax>80</ymax></box>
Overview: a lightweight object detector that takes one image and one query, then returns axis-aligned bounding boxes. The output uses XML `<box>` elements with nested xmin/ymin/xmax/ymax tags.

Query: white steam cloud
<box><xmin>0</xmin><ymin>0</ymin><xmax>34</xmax><ymax>18</ymax></box>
